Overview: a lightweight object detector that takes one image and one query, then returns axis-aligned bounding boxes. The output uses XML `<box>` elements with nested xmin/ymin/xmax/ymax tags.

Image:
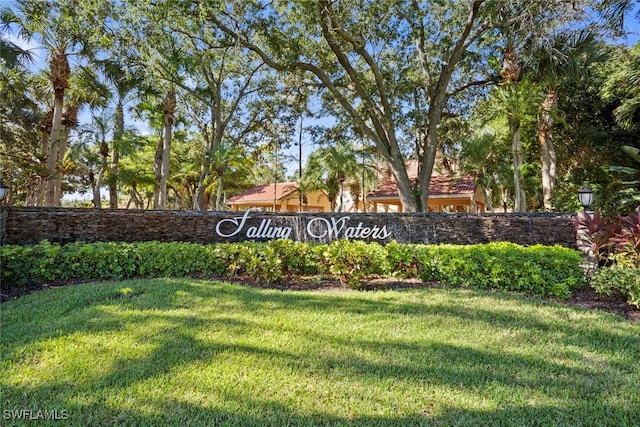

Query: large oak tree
<box><xmin>196</xmin><ymin>0</ymin><xmax>591</xmax><ymax>211</ymax></box>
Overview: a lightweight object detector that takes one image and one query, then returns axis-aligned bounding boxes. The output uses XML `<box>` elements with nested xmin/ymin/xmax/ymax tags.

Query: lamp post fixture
<box><xmin>578</xmin><ymin>185</ymin><xmax>594</xmax><ymax>211</ymax></box>
<box><xmin>0</xmin><ymin>179</ymin><xmax>8</xmax><ymax>203</ymax></box>
<box><xmin>577</xmin><ymin>184</ymin><xmax>596</xmax><ymax>274</ymax></box>
<box><xmin>0</xmin><ymin>179</ymin><xmax>7</xmax><ymax>245</ymax></box>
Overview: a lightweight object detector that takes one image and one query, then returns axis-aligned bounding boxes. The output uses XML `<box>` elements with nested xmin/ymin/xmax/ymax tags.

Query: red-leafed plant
<box><xmin>573</xmin><ymin>210</ymin><xmax>619</xmax><ymax>267</ymax></box>
<box><xmin>611</xmin><ymin>212</ymin><xmax>640</xmax><ymax>267</ymax></box>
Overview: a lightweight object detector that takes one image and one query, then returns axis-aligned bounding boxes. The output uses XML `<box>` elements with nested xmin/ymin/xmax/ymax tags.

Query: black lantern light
<box><xmin>0</xmin><ymin>179</ymin><xmax>8</xmax><ymax>202</ymax></box>
<box><xmin>578</xmin><ymin>185</ymin><xmax>594</xmax><ymax>211</ymax></box>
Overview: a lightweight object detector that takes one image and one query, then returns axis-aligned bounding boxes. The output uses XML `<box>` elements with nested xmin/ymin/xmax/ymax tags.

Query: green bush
<box><xmin>591</xmin><ymin>266</ymin><xmax>640</xmax><ymax>308</ymax></box>
<box><xmin>1</xmin><ymin>240</ymin><xmax>64</xmax><ymax>286</ymax></box>
<box><xmin>410</xmin><ymin>242</ymin><xmax>583</xmax><ymax>298</ymax></box>
<box><xmin>322</xmin><ymin>239</ymin><xmax>389</xmax><ymax>287</ymax></box>
<box><xmin>385</xmin><ymin>240</ymin><xmax>422</xmax><ymax>279</ymax></box>
<box><xmin>229</xmin><ymin>241</ymin><xmax>282</xmax><ymax>284</ymax></box>
<box><xmin>63</xmin><ymin>241</ymin><xmax>139</xmax><ymax>281</ymax></box>
<box><xmin>135</xmin><ymin>241</ymin><xmax>223</xmax><ymax>278</ymax></box>
<box><xmin>267</xmin><ymin>239</ymin><xmax>321</xmax><ymax>276</ymax></box>
<box><xmin>1</xmin><ymin>239</ymin><xmax>585</xmax><ymax>298</ymax></box>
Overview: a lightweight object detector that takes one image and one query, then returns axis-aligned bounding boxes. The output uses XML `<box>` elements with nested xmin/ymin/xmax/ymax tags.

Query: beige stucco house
<box><xmin>227</xmin><ymin>182</ymin><xmax>331</xmax><ymax>212</ymax></box>
<box><xmin>367</xmin><ymin>173</ymin><xmax>486</xmax><ymax>213</ymax></box>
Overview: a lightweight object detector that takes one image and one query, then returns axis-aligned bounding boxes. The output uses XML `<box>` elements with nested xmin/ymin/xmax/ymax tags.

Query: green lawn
<box><xmin>1</xmin><ymin>279</ymin><xmax>639</xmax><ymax>426</ymax></box>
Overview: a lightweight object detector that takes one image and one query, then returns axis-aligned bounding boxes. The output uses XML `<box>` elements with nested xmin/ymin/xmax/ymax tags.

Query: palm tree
<box><xmin>290</xmin><ymin>178</ymin><xmax>320</xmax><ymax>212</ymax></box>
<box><xmin>461</xmin><ymin>125</ymin><xmax>515</xmax><ymax>213</ymax></box>
<box><xmin>0</xmin><ymin>37</ymin><xmax>34</xmax><ymax>68</ymax></box>
<box><xmin>489</xmin><ymin>78</ymin><xmax>542</xmax><ymax>212</ymax></box>
<box><xmin>603</xmin><ymin>43</ymin><xmax>640</xmax><ymax>131</ymax></box>
<box><xmin>528</xmin><ymin>31</ymin><xmax>606</xmax><ymax>210</ymax></box>
<box><xmin>491</xmin><ymin>39</ymin><xmax>546</xmax><ymax>213</ymax></box>
<box><xmin>1</xmin><ymin>1</ymin><xmax>81</xmax><ymax>206</ymax></box>
<box><xmin>0</xmin><ymin>39</ymin><xmax>41</xmax><ymax>205</ymax></box>
<box><xmin>88</xmin><ymin>57</ymin><xmax>147</xmax><ymax>209</ymax></box>
<box><xmin>155</xmin><ymin>86</ymin><xmax>176</xmax><ymax>209</ymax></box>
<box><xmin>610</xmin><ymin>145</ymin><xmax>640</xmax><ymax>212</ymax></box>
<box><xmin>306</xmin><ymin>142</ymin><xmax>361</xmax><ymax>212</ymax></box>
<box><xmin>210</xmin><ymin>140</ymin><xmax>253</xmax><ymax>211</ymax></box>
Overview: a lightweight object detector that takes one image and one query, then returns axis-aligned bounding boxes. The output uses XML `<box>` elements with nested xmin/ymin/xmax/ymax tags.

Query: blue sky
<box><xmin>5</xmin><ymin>3</ymin><xmax>640</xmax><ymax>185</ymax></box>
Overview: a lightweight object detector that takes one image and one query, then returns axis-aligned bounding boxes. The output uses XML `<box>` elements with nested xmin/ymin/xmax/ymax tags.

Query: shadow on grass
<box><xmin>1</xmin><ymin>278</ymin><xmax>639</xmax><ymax>426</ymax></box>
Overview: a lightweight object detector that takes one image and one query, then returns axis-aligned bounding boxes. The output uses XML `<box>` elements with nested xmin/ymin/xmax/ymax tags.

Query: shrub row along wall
<box><xmin>2</xmin><ymin>207</ymin><xmax>577</xmax><ymax>247</ymax></box>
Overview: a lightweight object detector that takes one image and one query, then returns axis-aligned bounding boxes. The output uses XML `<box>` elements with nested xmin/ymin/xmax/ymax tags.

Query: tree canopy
<box><xmin>1</xmin><ymin>0</ymin><xmax>638</xmax><ymax>213</ymax></box>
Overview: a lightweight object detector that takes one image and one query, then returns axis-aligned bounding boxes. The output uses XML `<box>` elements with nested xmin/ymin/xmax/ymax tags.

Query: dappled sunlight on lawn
<box><xmin>1</xmin><ymin>279</ymin><xmax>639</xmax><ymax>426</ymax></box>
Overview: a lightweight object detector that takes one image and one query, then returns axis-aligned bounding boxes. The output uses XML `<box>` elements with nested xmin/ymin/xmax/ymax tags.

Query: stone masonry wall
<box><xmin>2</xmin><ymin>207</ymin><xmax>578</xmax><ymax>248</ymax></box>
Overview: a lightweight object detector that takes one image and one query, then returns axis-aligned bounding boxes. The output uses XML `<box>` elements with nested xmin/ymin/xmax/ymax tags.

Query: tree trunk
<box><xmin>482</xmin><ymin>185</ymin><xmax>494</xmax><ymax>213</ymax></box>
<box><xmin>53</xmin><ymin>124</ymin><xmax>71</xmax><ymax>205</ymax></box>
<box><xmin>93</xmin><ymin>168</ymin><xmax>105</xmax><ymax>208</ymax></box>
<box><xmin>157</xmin><ymin>89</ymin><xmax>176</xmax><ymax>210</ymax></box>
<box><xmin>416</xmin><ymin>116</ymin><xmax>441</xmax><ymax>212</ymax></box>
<box><xmin>153</xmin><ymin>136</ymin><xmax>163</xmax><ymax>209</ymax></box>
<box><xmin>44</xmin><ymin>90</ymin><xmax>64</xmax><ymax>206</ymax></box>
<box><xmin>45</xmin><ymin>48</ymin><xmax>70</xmax><ymax>207</ymax></box>
<box><xmin>511</xmin><ymin>122</ymin><xmax>526</xmax><ymax>212</ymax></box>
<box><xmin>54</xmin><ymin>105</ymin><xmax>77</xmax><ymax>205</ymax></box>
<box><xmin>386</xmin><ymin>149</ymin><xmax>418</xmax><ymax>212</ymax></box>
<box><xmin>29</xmin><ymin>109</ymin><xmax>54</xmax><ymax>206</ymax></box>
<box><xmin>538</xmin><ymin>89</ymin><xmax>558</xmax><ymax>210</ymax></box>
<box><xmin>215</xmin><ymin>174</ymin><xmax>224</xmax><ymax>211</ymax></box>
<box><xmin>194</xmin><ymin>160</ymin><xmax>211</xmax><ymax>210</ymax></box>
<box><xmin>109</xmin><ymin>102</ymin><xmax>125</xmax><ymax>209</ymax></box>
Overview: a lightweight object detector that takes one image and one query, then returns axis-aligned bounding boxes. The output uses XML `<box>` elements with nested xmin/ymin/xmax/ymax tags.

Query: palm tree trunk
<box><xmin>109</xmin><ymin>102</ymin><xmax>125</xmax><ymax>209</ymax></box>
<box><xmin>511</xmin><ymin>122</ymin><xmax>526</xmax><ymax>212</ymax></box>
<box><xmin>45</xmin><ymin>48</ymin><xmax>70</xmax><ymax>207</ymax></box>
<box><xmin>538</xmin><ymin>89</ymin><xmax>558</xmax><ymax>210</ymax></box>
<box><xmin>93</xmin><ymin>169</ymin><xmax>105</xmax><ymax>208</ymax></box>
<box><xmin>215</xmin><ymin>174</ymin><xmax>224</xmax><ymax>211</ymax></box>
<box><xmin>30</xmin><ymin>110</ymin><xmax>53</xmax><ymax>206</ymax></box>
<box><xmin>54</xmin><ymin>106</ymin><xmax>77</xmax><ymax>205</ymax></box>
<box><xmin>44</xmin><ymin>90</ymin><xmax>64</xmax><ymax>206</ymax></box>
<box><xmin>157</xmin><ymin>89</ymin><xmax>176</xmax><ymax>210</ymax></box>
<box><xmin>53</xmin><ymin>124</ymin><xmax>71</xmax><ymax>205</ymax></box>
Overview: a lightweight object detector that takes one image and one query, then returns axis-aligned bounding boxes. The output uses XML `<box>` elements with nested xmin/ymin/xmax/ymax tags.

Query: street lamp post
<box><xmin>577</xmin><ymin>184</ymin><xmax>596</xmax><ymax>274</ymax></box>
<box><xmin>578</xmin><ymin>185</ymin><xmax>594</xmax><ymax>211</ymax></box>
<box><xmin>0</xmin><ymin>179</ymin><xmax>8</xmax><ymax>203</ymax></box>
<box><xmin>0</xmin><ymin>179</ymin><xmax>7</xmax><ymax>245</ymax></box>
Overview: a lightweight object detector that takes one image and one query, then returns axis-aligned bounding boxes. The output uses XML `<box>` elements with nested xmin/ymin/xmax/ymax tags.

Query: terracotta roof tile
<box><xmin>227</xmin><ymin>182</ymin><xmax>299</xmax><ymax>204</ymax></box>
<box><xmin>368</xmin><ymin>174</ymin><xmax>477</xmax><ymax>199</ymax></box>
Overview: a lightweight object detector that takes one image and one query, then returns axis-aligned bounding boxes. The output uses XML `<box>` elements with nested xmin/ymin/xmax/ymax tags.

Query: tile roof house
<box><xmin>226</xmin><ymin>182</ymin><xmax>331</xmax><ymax>212</ymax></box>
<box><xmin>367</xmin><ymin>173</ymin><xmax>486</xmax><ymax>213</ymax></box>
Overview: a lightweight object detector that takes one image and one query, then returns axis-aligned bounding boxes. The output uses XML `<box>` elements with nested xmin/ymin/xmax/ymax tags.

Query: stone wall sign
<box><xmin>2</xmin><ymin>207</ymin><xmax>578</xmax><ymax>248</ymax></box>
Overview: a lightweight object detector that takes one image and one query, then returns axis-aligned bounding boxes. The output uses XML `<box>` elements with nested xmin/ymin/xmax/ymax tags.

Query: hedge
<box><xmin>591</xmin><ymin>266</ymin><xmax>640</xmax><ymax>308</ymax></box>
<box><xmin>1</xmin><ymin>240</ymin><xmax>585</xmax><ymax>299</ymax></box>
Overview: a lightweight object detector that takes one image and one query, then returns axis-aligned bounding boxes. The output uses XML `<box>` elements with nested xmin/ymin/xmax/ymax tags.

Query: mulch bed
<box><xmin>2</xmin><ymin>276</ymin><xmax>638</xmax><ymax>323</ymax></box>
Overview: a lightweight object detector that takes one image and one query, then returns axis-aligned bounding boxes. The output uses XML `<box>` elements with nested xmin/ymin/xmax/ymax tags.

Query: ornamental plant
<box><xmin>574</xmin><ymin>210</ymin><xmax>618</xmax><ymax>267</ymax></box>
<box><xmin>575</xmin><ymin>210</ymin><xmax>640</xmax><ymax>307</ymax></box>
<box><xmin>2</xmin><ymin>240</ymin><xmax>584</xmax><ymax>299</ymax></box>
<box><xmin>611</xmin><ymin>212</ymin><xmax>640</xmax><ymax>267</ymax></box>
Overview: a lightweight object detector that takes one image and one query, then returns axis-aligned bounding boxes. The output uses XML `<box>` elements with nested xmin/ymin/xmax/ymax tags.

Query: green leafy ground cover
<box><xmin>1</xmin><ymin>279</ymin><xmax>639</xmax><ymax>426</ymax></box>
<box><xmin>1</xmin><ymin>240</ymin><xmax>584</xmax><ymax>299</ymax></box>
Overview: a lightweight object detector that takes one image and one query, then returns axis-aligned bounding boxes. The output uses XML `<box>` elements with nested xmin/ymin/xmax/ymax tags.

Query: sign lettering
<box><xmin>215</xmin><ymin>209</ymin><xmax>391</xmax><ymax>241</ymax></box>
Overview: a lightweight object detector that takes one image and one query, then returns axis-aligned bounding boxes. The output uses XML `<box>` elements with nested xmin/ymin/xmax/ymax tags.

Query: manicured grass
<box><xmin>1</xmin><ymin>279</ymin><xmax>639</xmax><ymax>426</ymax></box>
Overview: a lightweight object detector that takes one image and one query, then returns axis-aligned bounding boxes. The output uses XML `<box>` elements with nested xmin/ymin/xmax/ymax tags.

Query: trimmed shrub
<box><xmin>267</xmin><ymin>239</ymin><xmax>321</xmax><ymax>276</ymax></box>
<box><xmin>322</xmin><ymin>239</ymin><xmax>390</xmax><ymax>287</ymax></box>
<box><xmin>1</xmin><ymin>240</ymin><xmax>65</xmax><ymax>286</ymax></box>
<box><xmin>591</xmin><ymin>266</ymin><xmax>640</xmax><ymax>308</ymax></box>
<box><xmin>62</xmin><ymin>241</ymin><xmax>139</xmax><ymax>281</ymax></box>
<box><xmin>410</xmin><ymin>242</ymin><xmax>583</xmax><ymax>299</ymax></box>
<box><xmin>135</xmin><ymin>241</ymin><xmax>222</xmax><ymax>278</ymax></box>
<box><xmin>1</xmin><ymin>240</ymin><xmax>585</xmax><ymax>299</ymax></box>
